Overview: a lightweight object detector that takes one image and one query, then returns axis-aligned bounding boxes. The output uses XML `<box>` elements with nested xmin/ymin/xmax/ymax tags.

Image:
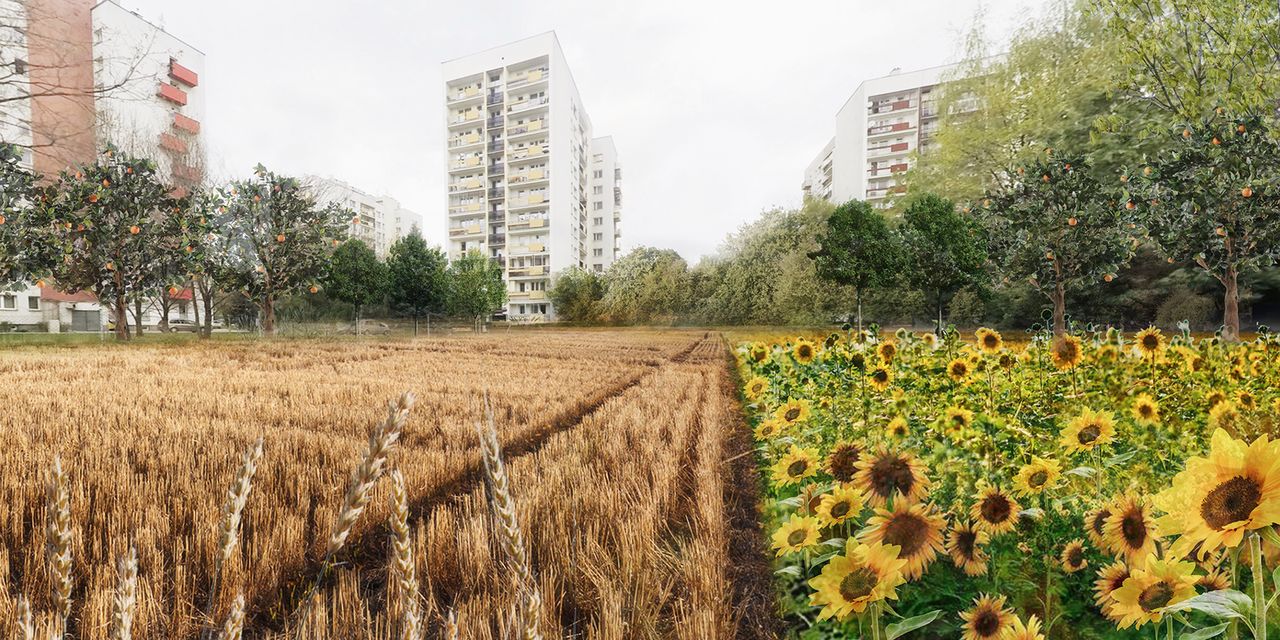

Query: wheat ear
<box><xmin>388</xmin><ymin>470</ymin><xmax>421</xmax><ymax>640</ymax></box>
<box><xmin>205</xmin><ymin>438</ymin><xmax>263</xmax><ymax>638</ymax></box>
<box><xmin>441</xmin><ymin>608</ymin><xmax>459</xmax><ymax>640</ymax></box>
<box><xmin>16</xmin><ymin>594</ymin><xmax>35</xmax><ymax>640</ymax></box>
<box><xmin>217</xmin><ymin>593</ymin><xmax>244</xmax><ymax>640</ymax></box>
<box><xmin>109</xmin><ymin>546</ymin><xmax>138</xmax><ymax>640</ymax></box>
<box><xmin>46</xmin><ymin>456</ymin><xmax>74</xmax><ymax>633</ymax></box>
<box><xmin>476</xmin><ymin>395</ymin><xmax>542</xmax><ymax>640</ymax></box>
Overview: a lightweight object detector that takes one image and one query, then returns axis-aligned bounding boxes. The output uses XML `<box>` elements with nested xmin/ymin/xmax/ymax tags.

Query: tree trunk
<box><xmin>133</xmin><ymin>298</ymin><xmax>144</xmax><ymax>337</ymax></box>
<box><xmin>113</xmin><ymin>289</ymin><xmax>129</xmax><ymax>341</ymax></box>
<box><xmin>936</xmin><ymin>291</ymin><xmax>944</xmax><ymax>338</ymax></box>
<box><xmin>855</xmin><ymin>287</ymin><xmax>863</xmax><ymax>335</ymax></box>
<box><xmin>1222</xmin><ymin>268</ymin><xmax>1241</xmax><ymax>342</ymax></box>
<box><xmin>1051</xmin><ymin>280</ymin><xmax>1067</xmax><ymax>338</ymax></box>
<box><xmin>355</xmin><ymin>304</ymin><xmax>361</xmax><ymax>337</ymax></box>
<box><xmin>201</xmin><ymin>282</ymin><xmax>215</xmax><ymax>339</ymax></box>
<box><xmin>191</xmin><ymin>280</ymin><xmax>201</xmax><ymax>334</ymax></box>
<box><xmin>262</xmin><ymin>293</ymin><xmax>276</xmax><ymax>336</ymax></box>
<box><xmin>158</xmin><ymin>294</ymin><xmax>171</xmax><ymax>334</ymax></box>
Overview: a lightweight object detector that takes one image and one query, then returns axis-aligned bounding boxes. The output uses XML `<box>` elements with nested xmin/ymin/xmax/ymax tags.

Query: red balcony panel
<box><xmin>891</xmin><ymin>122</ymin><xmax>911</xmax><ymax>132</ymax></box>
<box><xmin>169</xmin><ymin>59</ymin><xmax>199</xmax><ymax>87</ymax></box>
<box><xmin>890</xmin><ymin>163</ymin><xmax>909</xmax><ymax>173</ymax></box>
<box><xmin>159</xmin><ymin>132</ymin><xmax>188</xmax><ymax>154</ymax></box>
<box><xmin>158</xmin><ymin>83</ymin><xmax>188</xmax><ymax>105</ymax></box>
<box><xmin>173</xmin><ymin>113</ymin><xmax>200</xmax><ymax>134</ymax></box>
<box><xmin>173</xmin><ymin>165</ymin><xmax>202</xmax><ymax>183</ymax></box>
<box><xmin>892</xmin><ymin>100</ymin><xmax>911</xmax><ymax>110</ymax></box>
<box><xmin>890</xmin><ymin>142</ymin><xmax>909</xmax><ymax>152</ymax></box>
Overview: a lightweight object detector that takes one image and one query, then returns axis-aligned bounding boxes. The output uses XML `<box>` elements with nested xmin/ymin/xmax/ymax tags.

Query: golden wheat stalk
<box><xmin>16</xmin><ymin>594</ymin><xmax>35</xmax><ymax>640</ymax></box>
<box><xmin>205</xmin><ymin>438</ymin><xmax>264</xmax><ymax>638</ymax></box>
<box><xmin>388</xmin><ymin>469</ymin><xmax>421</xmax><ymax>640</ymax></box>
<box><xmin>109</xmin><ymin>546</ymin><xmax>138</xmax><ymax>640</ymax></box>
<box><xmin>476</xmin><ymin>395</ymin><xmax>542</xmax><ymax>640</ymax></box>
<box><xmin>441</xmin><ymin>609</ymin><xmax>459</xmax><ymax>640</ymax></box>
<box><xmin>218</xmin><ymin>593</ymin><xmax>245</xmax><ymax>640</ymax></box>
<box><xmin>46</xmin><ymin>456</ymin><xmax>74</xmax><ymax>632</ymax></box>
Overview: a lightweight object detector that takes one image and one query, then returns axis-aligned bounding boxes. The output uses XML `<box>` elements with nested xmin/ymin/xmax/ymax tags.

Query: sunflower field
<box><xmin>736</xmin><ymin>327</ymin><xmax>1280</xmax><ymax>640</ymax></box>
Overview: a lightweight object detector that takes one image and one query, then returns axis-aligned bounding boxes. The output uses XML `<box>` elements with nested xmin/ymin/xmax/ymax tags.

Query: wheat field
<box><xmin>0</xmin><ymin>330</ymin><xmax>776</xmax><ymax>639</ymax></box>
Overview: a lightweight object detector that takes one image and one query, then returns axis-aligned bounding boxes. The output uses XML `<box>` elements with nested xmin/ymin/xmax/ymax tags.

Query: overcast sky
<box><xmin>119</xmin><ymin>0</ymin><xmax>1045</xmax><ymax>261</ymax></box>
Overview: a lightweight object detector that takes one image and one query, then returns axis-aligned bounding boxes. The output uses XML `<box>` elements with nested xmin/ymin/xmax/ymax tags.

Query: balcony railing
<box><xmin>487</xmin><ymin>187</ymin><xmax>505</xmax><ymax>199</ymax></box>
<box><xmin>869</xmin><ymin>99</ymin><xmax>914</xmax><ymax>115</ymax></box>
<box><xmin>447</xmin><ymin>86</ymin><xmax>481</xmax><ymax>103</ymax></box>
<box><xmin>487</xmin><ymin>92</ymin><xmax>504</xmax><ymax>106</ymax></box>
<box><xmin>449</xmin><ymin>134</ymin><xmax>482</xmax><ymax>149</ymax></box>
<box><xmin>487</xmin><ymin>116</ymin><xmax>504</xmax><ymax>129</ymax></box>
<box><xmin>507</xmin><ymin>120</ymin><xmax>544</xmax><ymax>136</ymax></box>
<box><xmin>169</xmin><ymin>59</ymin><xmax>198</xmax><ymax>87</ymax></box>
<box><xmin>867</xmin><ymin>121</ymin><xmax>912</xmax><ymax>136</ymax></box>
<box><xmin>488</xmin><ymin>234</ymin><xmax>506</xmax><ymax>245</ymax></box>
<box><xmin>172</xmin><ymin>113</ymin><xmax>200</xmax><ymax>134</ymax></box>
<box><xmin>508</xmin><ymin>145</ymin><xmax>547</xmax><ymax>160</ymax></box>
<box><xmin>507</xmin><ymin>68</ymin><xmax>548</xmax><ymax>88</ymax></box>
<box><xmin>157</xmin><ymin>83</ymin><xmax>187</xmax><ymax>105</ymax></box>
<box><xmin>507</xmin><ymin>96</ymin><xmax>548</xmax><ymax>114</ymax></box>
<box><xmin>448</xmin><ymin>180</ymin><xmax>484</xmax><ymax>193</ymax></box>
<box><xmin>509</xmin><ymin>170</ymin><xmax>547</xmax><ymax>184</ymax></box>
<box><xmin>488</xmin><ymin>164</ymin><xmax>505</xmax><ymax>175</ymax></box>
<box><xmin>449</xmin><ymin>111</ymin><xmax>481</xmax><ymax>125</ymax></box>
<box><xmin>487</xmin><ymin>141</ymin><xmax>504</xmax><ymax>153</ymax></box>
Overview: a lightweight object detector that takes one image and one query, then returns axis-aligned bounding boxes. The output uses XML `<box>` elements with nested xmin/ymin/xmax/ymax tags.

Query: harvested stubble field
<box><xmin>0</xmin><ymin>330</ymin><xmax>778</xmax><ymax>639</ymax></box>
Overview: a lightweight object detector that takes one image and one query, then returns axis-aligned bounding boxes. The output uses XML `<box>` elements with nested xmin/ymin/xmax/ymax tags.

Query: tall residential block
<box><xmin>803</xmin><ymin>63</ymin><xmax>963</xmax><ymax>206</ymax></box>
<box><xmin>442</xmin><ymin>32</ymin><xmax>621</xmax><ymax>319</ymax></box>
<box><xmin>587</xmin><ymin>135</ymin><xmax>621</xmax><ymax>272</ymax></box>
<box><xmin>308</xmin><ymin>176</ymin><xmax>424</xmax><ymax>257</ymax></box>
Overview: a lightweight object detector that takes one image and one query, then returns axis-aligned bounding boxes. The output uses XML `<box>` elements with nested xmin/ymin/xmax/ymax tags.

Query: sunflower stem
<box><xmin>1252</xmin><ymin>533</ymin><xmax>1267</xmax><ymax>640</ymax></box>
<box><xmin>870</xmin><ymin>602</ymin><xmax>882</xmax><ymax>640</ymax></box>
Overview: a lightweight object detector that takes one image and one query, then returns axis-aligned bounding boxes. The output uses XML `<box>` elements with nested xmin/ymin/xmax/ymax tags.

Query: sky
<box><xmin>118</xmin><ymin>0</ymin><xmax>1046</xmax><ymax>261</ymax></box>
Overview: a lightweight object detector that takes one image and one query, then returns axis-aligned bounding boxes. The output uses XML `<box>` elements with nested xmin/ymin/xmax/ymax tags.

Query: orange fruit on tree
<box><xmin>309</xmin><ymin>285</ymin><xmax>319</xmax><ymax>294</ymax></box>
<box><xmin>0</xmin><ymin>215</ymin><xmax>5</xmax><ymax>225</ymax></box>
<box><xmin>102</xmin><ymin>179</ymin><xmax>110</xmax><ymax>187</ymax></box>
<box><xmin>1042</xmin><ymin>174</ymin><xmax>1050</xmax><ymax>183</ymax></box>
<box><xmin>1143</xmin><ymin>166</ymin><xmax>1152</xmax><ymax>176</ymax></box>
<box><xmin>1120</xmin><ymin>174</ymin><xmax>1128</xmax><ymax>183</ymax></box>
<box><xmin>88</xmin><ymin>194</ymin><xmax>99</xmax><ymax>203</ymax></box>
<box><xmin>129</xmin><ymin>225</ymin><xmax>140</xmax><ymax>234</ymax></box>
<box><xmin>1125</xmin><ymin>201</ymin><xmax>1136</xmax><ymax>210</ymax></box>
<box><xmin>1238</xmin><ymin>124</ymin><xmax>1247</xmax><ymax>133</ymax></box>
<box><xmin>276</xmin><ymin>234</ymin><xmax>285</xmax><ymax>243</ymax></box>
<box><xmin>1104</xmin><ymin>274</ymin><xmax>1114</xmax><ymax>282</ymax></box>
<box><xmin>1068</xmin><ymin>217</ymin><xmax>1078</xmax><ymax>226</ymax></box>
<box><xmin>1212</xmin><ymin>137</ymin><xmax>1221</xmax><ymax>145</ymax></box>
<box><xmin>106</xmin><ymin>261</ymin><xmax>115</xmax><ymax>271</ymax></box>
<box><xmin>168</xmin><ymin>286</ymin><xmax>179</xmax><ymax>295</ymax></box>
<box><xmin>1216</xmin><ymin>227</ymin><xmax>1226</xmax><ymax>236</ymax></box>
<box><xmin>1242</xmin><ymin>186</ymin><xmax>1253</xmax><ymax>198</ymax></box>
<box><xmin>1182</xmin><ymin>129</ymin><xmax>1191</xmax><ymax>138</ymax></box>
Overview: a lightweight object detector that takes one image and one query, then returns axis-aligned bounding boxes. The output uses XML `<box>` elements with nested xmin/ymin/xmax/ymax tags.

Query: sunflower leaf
<box><xmin>1180</xmin><ymin>622</ymin><xmax>1230</xmax><ymax>640</ymax></box>
<box><xmin>884</xmin><ymin>610</ymin><xmax>941</xmax><ymax>640</ymax></box>
<box><xmin>821</xmin><ymin>537</ymin><xmax>845</xmax><ymax>549</ymax></box>
<box><xmin>774</xmin><ymin>565</ymin><xmax>801</xmax><ymax>578</ymax></box>
<box><xmin>1163</xmin><ymin>590</ymin><xmax>1253</xmax><ymax>620</ymax></box>
<box><xmin>1019</xmin><ymin>507</ymin><xmax>1045</xmax><ymax>520</ymax></box>
<box><xmin>1260</xmin><ymin>525</ymin><xmax>1280</xmax><ymax>550</ymax></box>
<box><xmin>1103</xmin><ymin>450</ymin><xmax>1136</xmax><ymax>467</ymax></box>
<box><xmin>1272</xmin><ymin>563</ymin><xmax>1280</xmax><ymax>594</ymax></box>
<box><xmin>1066</xmin><ymin>466</ymin><xmax>1097</xmax><ymax>478</ymax></box>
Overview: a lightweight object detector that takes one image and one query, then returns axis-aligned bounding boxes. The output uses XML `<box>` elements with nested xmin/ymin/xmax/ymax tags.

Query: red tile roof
<box><xmin>40</xmin><ymin>286</ymin><xmax>97</xmax><ymax>303</ymax></box>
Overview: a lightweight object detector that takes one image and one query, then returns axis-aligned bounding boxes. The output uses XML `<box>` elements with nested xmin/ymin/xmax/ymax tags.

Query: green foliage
<box><xmin>1095</xmin><ymin>0</ymin><xmax>1280</xmax><ymax>121</ymax></box>
<box><xmin>548</xmin><ymin>267</ymin><xmax>604</xmax><ymax>322</ymax></box>
<box><xmin>810</xmin><ymin>200</ymin><xmax>902</xmax><ymax>329</ymax></box>
<box><xmin>947</xmin><ymin>288</ymin><xmax>986</xmax><ymax>326</ymax></box>
<box><xmin>386</xmin><ymin>228</ymin><xmax>448</xmax><ymax>323</ymax></box>
<box><xmin>978</xmin><ymin>155</ymin><xmax>1136</xmax><ymax>334</ymax></box>
<box><xmin>208</xmin><ymin>164</ymin><xmax>347</xmax><ymax>334</ymax></box>
<box><xmin>899</xmin><ymin>193</ymin><xmax>988</xmax><ymax>331</ymax></box>
<box><xmin>447</xmin><ymin>250</ymin><xmax>506</xmax><ymax>320</ymax></box>
<box><xmin>599</xmin><ymin>247</ymin><xmax>693</xmax><ymax>325</ymax></box>
<box><xmin>323</xmin><ymin>239</ymin><xmax>387</xmax><ymax>317</ymax></box>
<box><xmin>0</xmin><ymin>144</ymin><xmax>48</xmax><ymax>291</ymax></box>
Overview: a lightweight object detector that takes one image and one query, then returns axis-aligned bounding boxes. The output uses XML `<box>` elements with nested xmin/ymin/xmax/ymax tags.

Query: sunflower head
<box><xmin>943</xmin><ymin>405</ymin><xmax>974</xmax><ymax>437</ymax></box>
<box><xmin>772</xmin><ymin>514</ymin><xmax>821</xmax><ymax>556</ymax></box>
<box><xmin>1013</xmin><ymin>456</ymin><xmax>1062</xmax><ymax>496</ymax></box>
<box><xmin>854</xmin><ymin>448</ymin><xmax>931</xmax><ymax>507</ymax></box>
<box><xmin>946</xmin><ymin>521</ymin><xmax>990</xmax><ymax>576</ymax></box>
<box><xmin>1135</xmin><ymin>327</ymin><xmax>1165</xmax><ymax>357</ymax></box>
<box><xmin>922</xmin><ymin>332</ymin><xmax>938</xmax><ymax>348</ymax></box>
<box><xmin>748</xmin><ymin>342</ymin><xmax>769</xmax><ymax>363</ymax></box>
<box><xmin>771</xmin><ymin>445</ymin><xmax>820</xmax><ymax>487</ymax></box>
<box><xmin>948</xmin><ymin>357</ymin><xmax>972</xmax><ymax>383</ymax></box>
<box><xmin>753</xmin><ymin>418</ymin><xmax>782</xmax><ymax>440</ymax></box>
<box><xmin>971</xmin><ymin>486</ymin><xmax>1021</xmax><ymax>535</ymax></box>
<box><xmin>885</xmin><ymin>416</ymin><xmax>910</xmax><ymax>439</ymax></box>
<box><xmin>792</xmin><ymin>338</ymin><xmax>817</xmax><ymax>364</ymax></box>
<box><xmin>817</xmin><ymin>485</ymin><xmax>865</xmax><ymax>527</ymax></box>
<box><xmin>775</xmin><ymin>399</ymin><xmax>812</xmax><ymax>426</ymax></box>
<box><xmin>1003</xmin><ymin>615</ymin><xmax>1045</xmax><ymax>640</ymax></box>
<box><xmin>1085</xmin><ymin>501</ymin><xmax>1115</xmax><ymax>550</ymax></box>
<box><xmin>976</xmin><ymin>327</ymin><xmax>1003</xmax><ymax>354</ymax></box>
<box><xmin>1104</xmin><ymin>494</ymin><xmax>1158</xmax><ymax>564</ymax></box>
<box><xmin>827</xmin><ymin>441</ymin><xmax>863</xmax><ymax>483</ymax></box>
<box><xmin>868</xmin><ymin>365</ymin><xmax>893</xmax><ymax>391</ymax></box>
<box><xmin>1109</xmin><ymin>556</ymin><xmax>1197</xmax><ymax>628</ymax></box>
<box><xmin>1060</xmin><ymin>407</ymin><xmax>1116</xmax><ymax>454</ymax></box>
<box><xmin>1093</xmin><ymin>561</ymin><xmax>1132</xmax><ymax>621</ymax></box>
<box><xmin>959</xmin><ymin>594</ymin><xmax>1014</xmax><ymax>640</ymax></box>
<box><xmin>1198</xmin><ymin>569</ymin><xmax>1232</xmax><ymax>592</ymax></box>
<box><xmin>807</xmin><ymin>540</ymin><xmax>908</xmax><ymax>620</ymax></box>
<box><xmin>1208</xmin><ymin>401</ymin><xmax>1241</xmax><ymax>432</ymax></box>
<box><xmin>744</xmin><ymin>376</ymin><xmax>769</xmax><ymax>400</ymax></box>
<box><xmin>860</xmin><ymin>501</ymin><xmax>946</xmax><ymax>580</ymax></box>
<box><xmin>877</xmin><ymin>341</ymin><xmax>897</xmax><ymax>363</ymax></box>
<box><xmin>1131</xmin><ymin>394</ymin><xmax>1160</xmax><ymax>426</ymax></box>
<box><xmin>1051</xmin><ymin>335</ymin><xmax>1083</xmax><ymax>369</ymax></box>
<box><xmin>1060</xmin><ymin>539</ymin><xmax>1088</xmax><ymax>573</ymax></box>
<box><xmin>1237</xmin><ymin>389</ymin><xmax>1257</xmax><ymax>411</ymax></box>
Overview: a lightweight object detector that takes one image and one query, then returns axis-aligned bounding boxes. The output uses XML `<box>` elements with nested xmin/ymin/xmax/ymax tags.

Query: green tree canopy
<box><xmin>548</xmin><ymin>267</ymin><xmax>604</xmax><ymax>323</ymax></box>
<box><xmin>324</xmin><ymin>238</ymin><xmax>387</xmax><ymax>332</ymax></box>
<box><xmin>386</xmin><ymin>228</ymin><xmax>448</xmax><ymax>335</ymax></box>
<box><xmin>899</xmin><ymin>193</ymin><xmax>988</xmax><ymax>334</ymax></box>
<box><xmin>809</xmin><ymin>199</ymin><xmax>903</xmax><ymax>331</ymax></box>
<box><xmin>0</xmin><ymin>144</ymin><xmax>52</xmax><ymax>291</ymax></box>
<box><xmin>447</xmin><ymin>250</ymin><xmax>506</xmax><ymax>323</ymax></box>
<box><xmin>599</xmin><ymin>247</ymin><xmax>693</xmax><ymax>325</ymax></box>
<box><xmin>978</xmin><ymin>154</ymin><xmax>1136</xmax><ymax>336</ymax></box>
<box><xmin>1126</xmin><ymin>113</ymin><xmax>1280</xmax><ymax>341</ymax></box>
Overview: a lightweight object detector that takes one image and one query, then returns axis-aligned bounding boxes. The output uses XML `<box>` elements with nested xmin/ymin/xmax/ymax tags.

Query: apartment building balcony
<box><xmin>168</xmin><ymin>59</ymin><xmax>198</xmax><ymax>87</ymax></box>
<box><xmin>868</xmin><ymin>99</ymin><xmax>915</xmax><ymax>115</ymax></box>
<box><xmin>448</xmin><ymin>202</ymin><xmax>484</xmax><ymax>216</ymax></box>
<box><xmin>157</xmin><ymin>83</ymin><xmax>187</xmax><ymax>106</ymax></box>
<box><xmin>508</xmin><ymin>265</ymin><xmax>546</xmax><ymax>278</ymax></box>
<box><xmin>509</xmin><ymin>194</ymin><xmax>547</xmax><ymax>211</ymax></box>
<box><xmin>449</xmin><ymin>132</ymin><xmax>483</xmax><ymax>149</ymax></box>
<box><xmin>507</xmin><ymin>145</ymin><xmax>548</xmax><ymax>163</ymax></box>
<box><xmin>448</xmin><ymin>178</ymin><xmax>484</xmax><ymax>194</ymax></box>
<box><xmin>448</xmin><ymin>111</ymin><xmax>482</xmax><ymax>128</ymax></box>
<box><xmin>487</xmin><ymin>187</ymin><xmax>506</xmax><ymax>200</ymax></box>
<box><xmin>487</xmin><ymin>140</ymin><xmax>504</xmax><ymax>154</ymax></box>
<box><xmin>866</xmin><ymin>162</ymin><xmax>910</xmax><ymax>178</ymax></box>
<box><xmin>487</xmin><ymin>163</ymin><xmax>505</xmax><ymax>176</ymax></box>
<box><xmin>449</xmin><ymin>223</ymin><xmax>484</xmax><ymax>238</ymax></box>
<box><xmin>486</xmin><ymin>116</ymin><xmax>504</xmax><ymax>130</ymax></box>
<box><xmin>449</xmin><ymin>156</ymin><xmax>483</xmax><ymax>172</ymax></box>
<box><xmin>506</xmin><ymin>67</ymin><xmax>548</xmax><ymax>89</ymax></box>
<box><xmin>507</xmin><ymin>119</ymin><xmax>545</xmax><ymax>138</ymax></box>
<box><xmin>508</xmin><ymin>169</ymin><xmax>547</xmax><ymax>185</ymax></box>
<box><xmin>866</xmin><ymin>142</ymin><xmax>911</xmax><ymax>159</ymax></box>
<box><xmin>486</xmin><ymin>91</ymin><xmax>504</xmax><ymax>106</ymax></box>
<box><xmin>173</xmin><ymin>113</ymin><xmax>200</xmax><ymax>134</ymax></box>
<box><xmin>867</xmin><ymin>121</ymin><xmax>914</xmax><ymax>136</ymax></box>
<box><xmin>447</xmin><ymin>85</ymin><xmax>483</xmax><ymax>104</ymax></box>
<box><xmin>172</xmin><ymin>164</ymin><xmax>202</xmax><ymax>183</ymax></box>
<box><xmin>159</xmin><ymin>132</ymin><xmax>187</xmax><ymax>154</ymax></box>
<box><xmin>506</xmin><ymin>95</ymin><xmax>549</xmax><ymax>115</ymax></box>
<box><xmin>508</xmin><ymin>219</ymin><xmax>548</xmax><ymax>233</ymax></box>
<box><xmin>488</xmin><ymin>234</ymin><xmax>506</xmax><ymax>246</ymax></box>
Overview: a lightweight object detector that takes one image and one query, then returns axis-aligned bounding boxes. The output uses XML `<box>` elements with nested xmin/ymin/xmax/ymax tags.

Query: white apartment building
<box><xmin>804</xmin><ymin>63</ymin><xmax>961</xmax><ymax>206</ymax></box>
<box><xmin>0</xmin><ymin>1</ymin><xmax>34</xmax><ymax>168</ymax></box>
<box><xmin>92</xmin><ymin>0</ymin><xmax>206</xmax><ymax>195</ymax></box>
<box><xmin>443</xmin><ymin>32</ymin><xmax>621</xmax><ymax>320</ymax></box>
<box><xmin>587</xmin><ymin>136</ymin><xmax>622</xmax><ymax>272</ymax></box>
<box><xmin>308</xmin><ymin>176</ymin><xmax>423</xmax><ymax>257</ymax></box>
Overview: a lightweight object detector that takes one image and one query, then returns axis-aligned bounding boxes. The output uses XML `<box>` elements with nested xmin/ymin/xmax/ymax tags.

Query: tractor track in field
<box><xmin>256</xmin><ymin>333</ymin><xmax>718</xmax><ymax>634</ymax></box>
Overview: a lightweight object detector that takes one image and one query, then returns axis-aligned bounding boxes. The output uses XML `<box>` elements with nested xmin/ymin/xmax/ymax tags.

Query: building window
<box><xmin>593</xmin><ymin>233</ymin><xmax>603</xmax><ymax>241</ymax></box>
<box><xmin>593</xmin><ymin>264</ymin><xmax>603</xmax><ymax>272</ymax></box>
<box><xmin>594</xmin><ymin>201</ymin><xmax>603</xmax><ymax>210</ymax></box>
<box><xmin>1</xmin><ymin>294</ymin><xmax>15</xmax><ymax>310</ymax></box>
<box><xmin>593</xmin><ymin>217</ymin><xmax>603</xmax><ymax>226</ymax></box>
<box><xmin>593</xmin><ymin>248</ymin><xmax>603</xmax><ymax>257</ymax></box>
<box><xmin>593</xmin><ymin>170</ymin><xmax>603</xmax><ymax>179</ymax></box>
<box><xmin>593</xmin><ymin>186</ymin><xmax>603</xmax><ymax>194</ymax></box>
<box><xmin>27</xmin><ymin>296</ymin><xmax>39</xmax><ymax>311</ymax></box>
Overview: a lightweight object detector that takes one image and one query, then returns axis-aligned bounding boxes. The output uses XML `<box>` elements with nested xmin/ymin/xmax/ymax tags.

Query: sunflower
<box><xmin>922</xmin><ymin>332</ymin><xmax>939</xmax><ymax>349</ymax></box>
<box><xmin>1060</xmin><ymin>539</ymin><xmax>1088</xmax><ymax>573</ymax></box>
<box><xmin>854</xmin><ymin>448</ymin><xmax>932</xmax><ymax>507</ymax></box>
<box><xmin>771</xmin><ymin>445</ymin><xmax>821</xmax><ymax>487</ymax></box>
<box><xmin>971</xmin><ymin>486</ymin><xmax>1021</xmax><ymax>535</ymax></box>
<box><xmin>860</xmin><ymin>501</ymin><xmax>946</xmax><ymax>580</ymax></box>
<box><xmin>775</xmin><ymin>399</ymin><xmax>811</xmax><ymax>427</ymax></box>
<box><xmin>1209</xmin><ymin>401</ymin><xmax>1243</xmax><ymax>432</ymax></box>
<box><xmin>753</xmin><ymin>418</ymin><xmax>782</xmax><ymax>440</ymax></box>
<box><xmin>1131</xmin><ymin>394</ymin><xmax>1160</xmax><ymax>426</ymax></box>
<box><xmin>1051</xmin><ymin>334</ymin><xmax>1084</xmax><ymax>369</ymax></box>
<box><xmin>946</xmin><ymin>521</ymin><xmax>990</xmax><ymax>576</ymax></box>
<box><xmin>868</xmin><ymin>365</ymin><xmax>893</xmax><ymax>391</ymax></box>
<box><xmin>1108</xmin><ymin>556</ymin><xmax>1197</xmax><ymax>628</ymax></box>
<box><xmin>1104</xmin><ymin>495</ymin><xmax>1158</xmax><ymax>565</ymax></box>
<box><xmin>772</xmin><ymin>514</ymin><xmax>821</xmax><ymax>556</ymax></box>
<box><xmin>959</xmin><ymin>594</ymin><xmax>1014</xmax><ymax>640</ymax></box>
<box><xmin>948</xmin><ymin>357</ymin><xmax>973</xmax><ymax>383</ymax></box>
<box><xmin>817</xmin><ymin>485</ymin><xmax>865</xmax><ymax>527</ymax></box>
<box><xmin>877</xmin><ymin>341</ymin><xmax>898</xmax><ymax>363</ymax></box>
<box><xmin>1134</xmin><ymin>327</ymin><xmax>1165</xmax><ymax>358</ymax></box>
<box><xmin>1096</xmin><ymin>344</ymin><xmax>1119</xmax><ymax>362</ymax></box>
<box><xmin>1084</xmin><ymin>501</ymin><xmax>1116</xmax><ymax>551</ymax></box>
<box><xmin>1206</xmin><ymin>389</ymin><xmax>1228</xmax><ymax>408</ymax></box>
<box><xmin>998</xmin><ymin>352</ymin><xmax>1017</xmax><ymax>370</ymax></box>
<box><xmin>1153</xmin><ymin>429</ymin><xmax>1280</xmax><ymax>557</ymax></box>
<box><xmin>1237</xmin><ymin>389</ymin><xmax>1257</xmax><ymax>411</ymax></box>
<box><xmin>1059</xmin><ymin>407</ymin><xmax>1116</xmax><ymax>454</ymax></box>
<box><xmin>807</xmin><ymin>540</ymin><xmax>908</xmax><ymax>620</ymax></box>
<box><xmin>885</xmin><ymin>416</ymin><xmax>910</xmax><ymax>439</ymax></box>
<box><xmin>1198</xmin><ymin>569</ymin><xmax>1231</xmax><ymax>592</ymax></box>
<box><xmin>1013</xmin><ymin>457</ymin><xmax>1062</xmax><ymax>496</ymax></box>
<box><xmin>1003</xmin><ymin>615</ymin><xmax>1045</xmax><ymax>640</ymax></box>
<box><xmin>744</xmin><ymin>376</ymin><xmax>769</xmax><ymax>401</ymax></box>
<box><xmin>943</xmin><ymin>406</ymin><xmax>974</xmax><ymax>437</ymax></box>
<box><xmin>1093</xmin><ymin>561</ymin><xmax>1131</xmax><ymax>621</ymax></box>
<box><xmin>747</xmin><ymin>342</ymin><xmax>769</xmax><ymax>363</ymax></box>
<box><xmin>792</xmin><ymin>338</ymin><xmax>817</xmax><ymax>364</ymax></box>
<box><xmin>976</xmin><ymin>327</ymin><xmax>1003</xmax><ymax>354</ymax></box>
<box><xmin>827</xmin><ymin>441</ymin><xmax>863</xmax><ymax>483</ymax></box>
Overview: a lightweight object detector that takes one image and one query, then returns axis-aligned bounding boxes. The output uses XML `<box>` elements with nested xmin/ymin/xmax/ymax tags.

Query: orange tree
<box><xmin>977</xmin><ymin>154</ymin><xmax>1135</xmax><ymax>338</ymax></box>
<box><xmin>1125</xmin><ymin>113</ymin><xmax>1280</xmax><ymax>342</ymax></box>
<box><xmin>47</xmin><ymin>146</ymin><xmax>199</xmax><ymax>340</ymax></box>
<box><xmin>0</xmin><ymin>144</ymin><xmax>54</xmax><ymax>290</ymax></box>
<box><xmin>211</xmin><ymin>165</ymin><xmax>347</xmax><ymax>336</ymax></box>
